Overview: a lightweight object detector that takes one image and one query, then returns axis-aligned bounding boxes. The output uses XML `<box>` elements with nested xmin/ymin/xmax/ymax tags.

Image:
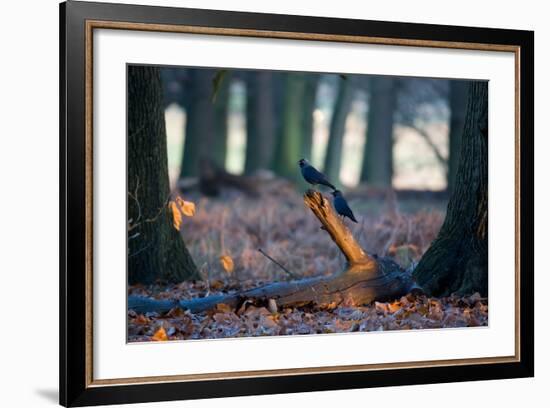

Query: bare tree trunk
<box><xmin>448</xmin><ymin>80</ymin><xmax>469</xmax><ymax>192</ymax></box>
<box><xmin>273</xmin><ymin>73</ymin><xmax>307</xmax><ymax>181</ymax></box>
<box><xmin>244</xmin><ymin>71</ymin><xmax>276</xmax><ymax>174</ymax></box>
<box><xmin>180</xmin><ymin>69</ymin><xmax>220</xmax><ymax>178</ymax></box>
<box><xmin>413</xmin><ymin>82</ymin><xmax>488</xmax><ymax>296</ymax></box>
<box><xmin>361</xmin><ymin>77</ymin><xmax>397</xmax><ymax>186</ymax></box>
<box><xmin>127</xmin><ymin>65</ymin><xmax>199</xmax><ymax>284</ymax></box>
<box><xmin>324</xmin><ymin>77</ymin><xmax>355</xmax><ymax>184</ymax></box>
<box><xmin>212</xmin><ymin>76</ymin><xmax>230</xmax><ymax>169</ymax></box>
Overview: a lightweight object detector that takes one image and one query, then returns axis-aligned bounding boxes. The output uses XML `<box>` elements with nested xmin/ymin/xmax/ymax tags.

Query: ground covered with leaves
<box><xmin>128</xmin><ymin>183</ymin><xmax>488</xmax><ymax>342</ymax></box>
<box><xmin>128</xmin><ymin>281</ymin><xmax>488</xmax><ymax>342</ymax></box>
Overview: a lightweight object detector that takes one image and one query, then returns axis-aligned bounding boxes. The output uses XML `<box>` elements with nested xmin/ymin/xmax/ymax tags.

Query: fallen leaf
<box><xmin>152</xmin><ymin>326</ymin><xmax>168</xmax><ymax>341</ymax></box>
<box><xmin>215</xmin><ymin>303</ymin><xmax>233</xmax><ymax>313</ymax></box>
<box><xmin>267</xmin><ymin>299</ymin><xmax>278</xmax><ymax>314</ymax></box>
<box><xmin>220</xmin><ymin>255</ymin><xmax>234</xmax><ymax>274</ymax></box>
<box><xmin>210</xmin><ymin>279</ymin><xmax>225</xmax><ymax>290</ymax></box>
<box><xmin>388</xmin><ymin>302</ymin><xmax>401</xmax><ymax>313</ymax></box>
<box><xmin>134</xmin><ymin>314</ymin><xmax>149</xmax><ymax>325</ymax></box>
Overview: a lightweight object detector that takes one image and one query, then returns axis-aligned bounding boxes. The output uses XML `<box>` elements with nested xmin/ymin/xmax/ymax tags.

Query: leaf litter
<box><xmin>128</xmin><ymin>186</ymin><xmax>487</xmax><ymax>342</ymax></box>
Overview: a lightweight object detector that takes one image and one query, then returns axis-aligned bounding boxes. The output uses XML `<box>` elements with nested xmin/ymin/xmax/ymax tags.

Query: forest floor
<box><xmin>128</xmin><ymin>180</ymin><xmax>488</xmax><ymax>342</ymax></box>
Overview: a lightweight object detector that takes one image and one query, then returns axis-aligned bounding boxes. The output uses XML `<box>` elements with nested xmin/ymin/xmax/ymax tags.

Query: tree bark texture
<box><xmin>127</xmin><ymin>65</ymin><xmax>200</xmax><ymax>284</ymax></box>
<box><xmin>447</xmin><ymin>80</ymin><xmax>469</xmax><ymax>192</ymax></box>
<box><xmin>413</xmin><ymin>81</ymin><xmax>488</xmax><ymax>296</ymax></box>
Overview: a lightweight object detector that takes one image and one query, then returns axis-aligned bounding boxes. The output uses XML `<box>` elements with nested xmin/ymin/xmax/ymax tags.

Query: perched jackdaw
<box><xmin>298</xmin><ymin>158</ymin><xmax>336</xmax><ymax>190</ymax></box>
<box><xmin>331</xmin><ymin>190</ymin><xmax>358</xmax><ymax>223</ymax></box>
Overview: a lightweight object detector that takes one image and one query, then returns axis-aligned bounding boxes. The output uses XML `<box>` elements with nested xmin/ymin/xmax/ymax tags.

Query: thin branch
<box><xmin>127</xmin><ymin>176</ymin><xmax>142</xmax><ymax>231</ymax></box>
<box><xmin>258</xmin><ymin>248</ymin><xmax>298</xmax><ymax>280</ymax></box>
<box><xmin>406</xmin><ymin>125</ymin><xmax>447</xmax><ymax>169</ymax></box>
<box><xmin>128</xmin><ymin>242</ymin><xmax>152</xmax><ymax>258</ymax></box>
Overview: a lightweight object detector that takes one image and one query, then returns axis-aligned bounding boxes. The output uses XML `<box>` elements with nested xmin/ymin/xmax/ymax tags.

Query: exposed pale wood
<box><xmin>303</xmin><ymin>190</ymin><xmax>372</xmax><ymax>265</ymax></box>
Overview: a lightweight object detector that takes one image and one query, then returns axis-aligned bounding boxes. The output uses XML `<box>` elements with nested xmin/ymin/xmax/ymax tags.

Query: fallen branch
<box><xmin>129</xmin><ymin>190</ymin><xmax>414</xmax><ymax>314</ymax></box>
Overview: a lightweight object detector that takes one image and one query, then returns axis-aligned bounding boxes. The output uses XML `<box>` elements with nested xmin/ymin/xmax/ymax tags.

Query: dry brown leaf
<box><xmin>219</xmin><ymin>255</ymin><xmax>234</xmax><ymax>274</ymax></box>
<box><xmin>388</xmin><ymin>302</ymin><xmax>401</xmax><ymax>313</ymax></box>
<box><xmin>169</xmin><ymin>196</ymin><xmax>196</xmax><ymax>231</ymax></box>
<box><xmin>169</xmin><ymin>201</ymin><xmax>182</xmax><ymax>231</ymax></box>
<box><xmin>134</xmin><ymin>314</ymin><xmax>149</xmax><ymax>325</ymax></box>
<box><xmin>152</xmin><ymin>326</ymin><xmax>168</xmax><ymax>341</ymax></box>
<box><xmin>210</xmin><ymin>279</ymin><xmax>225</xmax><ymax>290</ymax></box>
<box><xmin>215</xmin><ymin>303</ymin><xmax>233</xmax><ymax>313</ymax></box>
<box><xmin>176</xmin><ymin>196</ymin><xmax>196</xmax><ymax>217</ymax></box>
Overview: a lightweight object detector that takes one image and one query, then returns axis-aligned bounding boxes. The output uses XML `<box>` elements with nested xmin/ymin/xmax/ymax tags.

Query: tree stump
<box><xmin>129</xmin><ymin>190</ymin><xmax>414</xmax><ymax>314</ymax></box>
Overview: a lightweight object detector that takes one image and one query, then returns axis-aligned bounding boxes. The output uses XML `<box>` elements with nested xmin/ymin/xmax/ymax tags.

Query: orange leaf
<box><xmin>388</xmin><ymin>302</ymin><xmax>401</xmax><ymax>313</ymax></box>
<box><xmin>176</xmin><ymin>196</ymin><xmax>196</xmax><ymax>217</ymax></box>
<box><xmin>219</xmin><ymin>255</ymin><xmax>234</xmax><ymax>274</ymax></box>
<box><xmin>169</xmin><ymin>196</ymin><xmax>196</xmax><ymax>231</ymax></box>
<box><xmin>152</xmin><ymin>326</ymin><xmax>168</xmax><ymax>341</ymax></box>
<box><xmin>215</xmin><ymin>303</ymin><xmax>233</xmax><ymax>313</ymax></box>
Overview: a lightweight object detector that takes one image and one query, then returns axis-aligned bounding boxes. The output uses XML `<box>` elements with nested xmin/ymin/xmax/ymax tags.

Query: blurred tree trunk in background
<box><xmin>273</xmin><ymin>73</ymin><xmax>307</xmax><ymax>181</ymax></box>
<box><xmin>414</xmin><ymin>82</ymin><xmax>488</xmax><ymax>296</ymax></box>
<box><xmin>300</xmin><ymin>74</ymin><xmax>319</xmax><ymax>161</ymax></box>
<box><xmin>271</xmin><ymin>72</ymin><xmax>285</xmax><ymax>173</ymax></box>
<box><xmin>324</xmin><ymin>77</ymin><xmax>355</xmax><ymax>185</ymax></box>
<box><xmin>212</xmin><ymin>76</ymin><xmax>230</xmax><ymax>169</ymax></box>
<box><xmin>447</xmin><ymin>81</ymin><xmax>469</xmax><ymax>192</ymax></box>
<box><xmin>360</xmin><ymin>77</ymin><xmax>397</xmax><ymax>187</ymax></box>
<box><xmin>180</xmin><ymin>69</ymin><xmax>214</xmax><ymax>178</ymax></box>
<box><xmin>127</xmin><ymin>65</ymin><xmax>199</xmax><ymax>284</ymax></box>
<box><xmin>244</xmin><ymin>71</ymin><xmax>276</xmax><ymax>174</ymax></box>
<box><xmin>179</xmin><ymin>69</ymin><xmax>229</xmax><ymax>178</ymax></box>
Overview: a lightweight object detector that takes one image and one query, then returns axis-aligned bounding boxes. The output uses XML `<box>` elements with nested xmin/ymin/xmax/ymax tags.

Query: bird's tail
<box><xmin>323</xmin><ymin>180</ymin><xmax>336</xmax><ymax>190</ymax></box>
<box><xmin>350</xmin><ymin>213</ymin><xmax>358</xmax><ymax>223</ymax></box>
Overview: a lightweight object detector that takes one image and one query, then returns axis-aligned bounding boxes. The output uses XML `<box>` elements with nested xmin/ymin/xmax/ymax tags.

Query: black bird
<box><xmin>331</xmin><ymin>190</ymin><xmax>358</xmax><ymax>223</ymax></box>
<box><xmin>298</xmin><ymin>158</ymin><xmax>336</xmax><ymax>190</ymax></box>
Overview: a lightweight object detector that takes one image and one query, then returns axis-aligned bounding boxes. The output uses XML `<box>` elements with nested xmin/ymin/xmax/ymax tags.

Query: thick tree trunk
<box><xmin>324</xmin><ymin>77</ymin><xmax>355</xmax><ymax>184</ymax></box>
<box><xmin>413</xmin><ymin>82</ymin><xmax>488</xmax><ymax>296</ymax></box>
<box><xmin>273</xmin><ymin>73</ymin><xmax>307</xmax><ymax>181</ymax></box>
<box><xmin>180</xmin><ymin>69</ymin><xmax>213</xmax><ymax>178</ymax></box>
<box><xmin>127</xmin><ymin>65</ymin><xmax>200</xmax><ymax>284</ymax></box>
<box><xmin>129</xmin><ymin>190</ymin><xmax>414</xmax><ymax>313</ymax></box>
<box><xmin>361</xmin><ymin>77</ymin><xmax>397</xmax><ymax>186</ymax></box>
<box><xmin>179</xmin><ymin>69</ymin><xmax>228</xmax><ymax>177</ymax></box>
<box><xmin>212</xmin><ymin>76</ymin><xmax>230</xmax><ymax>169</ymax></box>
<box><xmin>244</xmin><ymin>71</ymin><xmax>276</xmax><ymax>174</ymax></box>
<box><xmin>447</xmin><ymin>80</ymin><xmax>469</xmax><ymax>192</ymax></box>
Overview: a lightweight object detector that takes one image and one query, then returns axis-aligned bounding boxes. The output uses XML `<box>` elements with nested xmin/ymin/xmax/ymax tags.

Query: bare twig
<box><xmin>258</xmin><ymin>248</ymin><xmax>298</xmax><ymax>280</ymax></box>
<box><xmin>405</xmin><ymin>125</ymin><xmax>447</xmax><ymax>169</ymax></box>
<box><xmin>127</xmin><ymin>177</ymin><xmax>142</xmax><ymax>231</ymax></box>
<box><xmin>128</xmin><ymin>242</ymin><xmax>151</xmax><ymax>258</ymax></box>
<box><xmin>127</xmin><ymin>183</ymin><xmax>173</xmax><ymax>233</ymax></box>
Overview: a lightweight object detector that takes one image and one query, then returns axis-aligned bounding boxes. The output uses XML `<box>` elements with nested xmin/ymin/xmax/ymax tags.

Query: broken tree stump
<box><xmin>128</xmin><ymin>190</ymin><xmax>415</xmax><ymax>314</ymax></box>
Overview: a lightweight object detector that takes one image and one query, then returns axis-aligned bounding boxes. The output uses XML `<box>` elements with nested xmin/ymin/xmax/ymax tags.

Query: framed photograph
<box><xmin>60</xmin><ymin>0</ymin><xmax>534</xmax><ymax>406</ymax></box>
